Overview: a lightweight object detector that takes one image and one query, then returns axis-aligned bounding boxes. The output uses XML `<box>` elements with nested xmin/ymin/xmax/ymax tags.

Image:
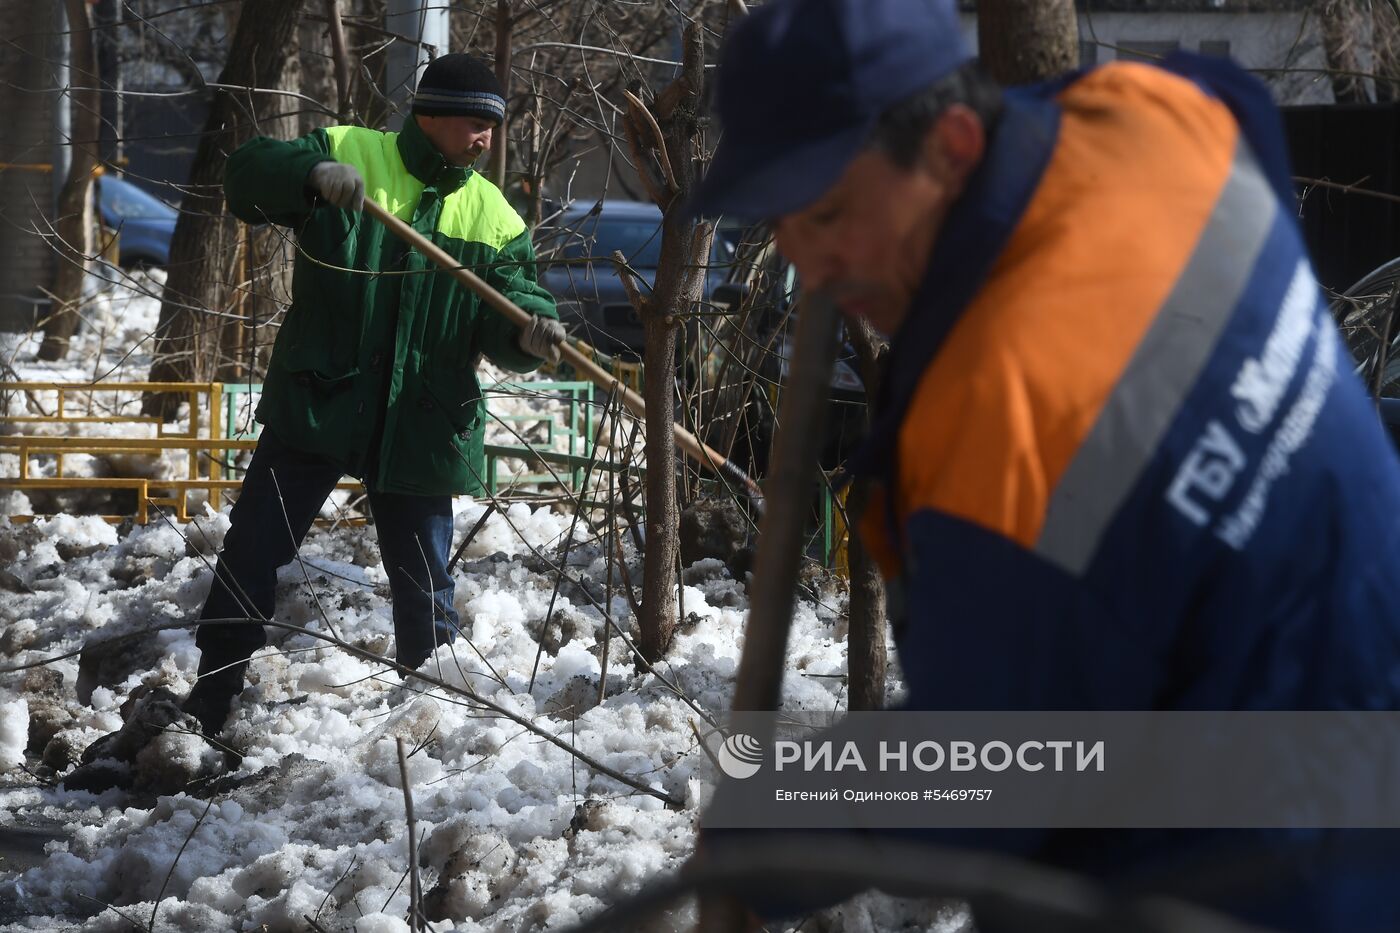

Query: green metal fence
<box><xmin>482</xmin><ymin>380</ymin><xmax>594</xmax><ymax>493</ymax></box>
<box><xmin>220</xmin><ymin>381</ymin><xmax>853</xmax><ymax>573</ymax></box>
<box><xmin>219</xmin><ymin>380</ymin><xmax>600</xmax><ymax>494</ymax></box>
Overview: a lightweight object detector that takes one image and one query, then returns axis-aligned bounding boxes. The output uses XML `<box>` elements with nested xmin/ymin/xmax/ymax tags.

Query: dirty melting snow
<box><xmin>0</xmin><ymin>505</ymin><xmax>950</xmax><ymax>932</ymax></box>
<box><xmin>0</xmin><ymin>700</ymin><xmax>26</xmax><ymax>773</ymax></box>
<box><xmin>0</xmin><ymin>268</ymin><xmax>952</xmax><ymax>931</ymax></box>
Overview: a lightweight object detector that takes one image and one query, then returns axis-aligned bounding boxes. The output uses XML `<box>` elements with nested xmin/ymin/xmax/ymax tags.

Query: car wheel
<box><xmin>1332</xmin><ymin>257</ymin><xmax>1400</xmax><ymax>396</ymax></box>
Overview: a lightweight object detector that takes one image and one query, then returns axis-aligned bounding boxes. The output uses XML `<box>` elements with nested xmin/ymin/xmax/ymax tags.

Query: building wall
<box><xmin>958</xmin><ymin>11</ymin><xmax>1330</xmax><ymax>105</ymax></box>
<box><xmin>0</xmin><ymin>1</ymin><xmax>58</xmax><ymax>332</ymax></box>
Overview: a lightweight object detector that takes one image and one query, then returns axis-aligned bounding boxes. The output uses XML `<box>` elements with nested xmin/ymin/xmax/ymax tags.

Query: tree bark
<box><xmin>143</xmin><ymin>0</ymin><xmax>307</xmax><ymax>417</ymax></box>
<box><xmin>1320</xmin><ymin>0</ymin><xmax>1372</xmax><ymax>104</ymax></box>
<box><xmin>844</xmin><ymin>315</ymin><xmax>888</xmax><ymax>711</ymax></box>
<box><xmin>37</xmin><ymin>0</ymin><xmax>101</xmax><ymax>361</ymax></box>
<box><xmin>488</xmin><ymin>0</ymin><xmax>512</xmax><ymax>189</ymax></box>
<box><xmin>94</xmin><ymin>0</ymin><xmax>123</xmax><ymax>166</ymax></box>
<box><xmin>627</xmin><ymin>24</ymin><xmax>709</xmax><ymax>664</ymax></box>
<box><xmin>325</xmin><ymin>0</ymin><xmax>353</xmax><ymax>119</ymax></box>
<box><xmin>977</xmin><ymin>0</ymin><xmax>1078</xmax><ymax>86</ymax></box>
<box><xmin>1373</xmin><ymin>1</ymin><xmax>1400</xmax><ymax>104</ymax></box>
<box><xmin>845</xmin><ymin>478</ymin><xmax>887</xmax><ymax>710</ymax></box>
<box><xmin>297</xmin><ymin>13</ymin><xmax>334</xmax><ymax>138</ymax></box>
<box><xmin>216</xmin><ymin>9</ymin><xmax>314</xmax><ymax>384</ymax></box>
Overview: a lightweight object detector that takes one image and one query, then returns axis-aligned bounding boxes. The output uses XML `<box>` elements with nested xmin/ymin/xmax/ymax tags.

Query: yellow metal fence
<box><xmin>0</xmin><ymin>381</ymin><xmax>360</xmax><ymax>524</ymax></box>
<box><xmin>1</xmin><ymin>378</ymin><xmax>614</xmax><ymax>525</ymax></box>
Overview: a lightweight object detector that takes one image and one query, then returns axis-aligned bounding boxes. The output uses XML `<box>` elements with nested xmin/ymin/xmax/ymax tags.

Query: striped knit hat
<box><xmin>412</xmin><ymin>53</ymin><xmax>506</xmax><ymax>124</ymax></box>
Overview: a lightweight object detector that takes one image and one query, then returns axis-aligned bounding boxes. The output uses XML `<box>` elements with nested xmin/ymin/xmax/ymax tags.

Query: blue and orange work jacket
<box><xmin>844</xmin><ymin>55</ymin><xmax>1400</xmax><ymax>929</ymax></box>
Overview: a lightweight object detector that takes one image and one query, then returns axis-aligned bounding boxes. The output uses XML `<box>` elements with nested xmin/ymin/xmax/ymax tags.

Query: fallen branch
<box><xmin>446</xmin><ymin>503</ymin><xmax>497</xmax><ymax>574</ymax></box>
<box><xmin>150</xmin><ymin>798</ymin><xmax>215</xmax><ymax>932</ymax></box>
<box><xmin>528</xmin><ymin>388</ymin><xmax>618</xmax><ymax>692</ymax></box>
<box><xmin>396</xmin><ymin>737</ymin><xmax>423</xmax><ymax>933</ymax></box>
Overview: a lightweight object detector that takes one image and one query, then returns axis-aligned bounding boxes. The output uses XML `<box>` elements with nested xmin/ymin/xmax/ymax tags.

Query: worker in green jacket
<box><xmin>184</xmin><ymin>53</ymin><xmax>563</xmax><ymax>736</ymax></box>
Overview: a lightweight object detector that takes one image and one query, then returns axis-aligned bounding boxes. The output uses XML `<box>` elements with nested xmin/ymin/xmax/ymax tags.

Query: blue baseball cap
<box><xmin>690</xmin><ymin>0</ymin><xmax>971</xmax><ymax>221</ymax></box>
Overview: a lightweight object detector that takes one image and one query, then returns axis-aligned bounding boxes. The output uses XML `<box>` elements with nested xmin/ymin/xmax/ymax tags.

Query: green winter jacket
<box><xmin>224</xmin><ymin>117</ymin><xmax>557</xmax><ymax>496</ymax></box>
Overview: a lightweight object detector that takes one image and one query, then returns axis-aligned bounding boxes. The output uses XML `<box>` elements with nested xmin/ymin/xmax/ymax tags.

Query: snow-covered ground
<box><xmin>0</xmin><ymin>268</ymin><xmax>950</xmax><ymax>932</ymax></box>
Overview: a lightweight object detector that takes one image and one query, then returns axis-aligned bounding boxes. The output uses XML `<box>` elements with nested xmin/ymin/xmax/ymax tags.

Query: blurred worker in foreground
<box><xmin>691</xmin><ymin>0</ymin><xmax>1400</xmax><ymax>930</ymax></box>
<box><xmin>184</xmin><ymin>53</ymin><xmax>562</xmax><ymax>736</ymax></box>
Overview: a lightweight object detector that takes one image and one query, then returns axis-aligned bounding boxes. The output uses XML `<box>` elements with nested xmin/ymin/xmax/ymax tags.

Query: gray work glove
<box><xmin>308</xmin><ymin>161</ymin><xmax>364</xmax><ymax>212</ymax></box>
<box><xmin>517</xmin><ymin>316</ymin><xmax>566</xmax><ymax>365</ymax></box>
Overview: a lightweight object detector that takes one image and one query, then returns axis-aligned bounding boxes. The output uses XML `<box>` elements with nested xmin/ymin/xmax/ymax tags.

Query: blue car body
<box><xmin>98</xmin><ymin>175</ymin><xmax>177</xmax><ymax>268</ymax></box>
<box><xmin>536</xmin><ymin>200</ymin><xmax>734</xmax><ymax>357</ymax></box>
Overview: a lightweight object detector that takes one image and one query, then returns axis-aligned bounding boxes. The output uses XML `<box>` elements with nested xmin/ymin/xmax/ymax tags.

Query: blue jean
<box><xmin>195</xmin><ymin>428</ymin><xmax>460</xmax><ymax>681</ymax></box>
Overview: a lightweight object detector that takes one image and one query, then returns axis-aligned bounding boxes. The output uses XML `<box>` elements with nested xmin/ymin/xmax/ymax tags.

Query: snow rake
<box><xmin>361</xmin><ymin>198</ymin><xmax>763</xmax><ymax>500</ymax></box>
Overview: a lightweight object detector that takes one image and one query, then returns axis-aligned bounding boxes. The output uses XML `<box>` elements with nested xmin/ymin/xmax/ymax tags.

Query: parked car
<box><xmin>97</xmin><ymin>175</ymin><xmax>177</xmax><ymax>269</ymax></box>
<box><xmin>536</xmin><ymin>200</ymin><xmax>735</xmax><ymax>358</ymax></box>
<box><xmin>537</xmin><ymin>203</ymin><xmax>869</xmax><ymax>475</ymax></box>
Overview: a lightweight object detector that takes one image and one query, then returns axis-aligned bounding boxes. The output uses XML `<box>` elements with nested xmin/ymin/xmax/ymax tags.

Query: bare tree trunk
<box><xmin>37</xmin><ymin>0</ymin><xmax>101</xmax><ymax>361</ymax></box>
<box><xmin>298</xmin><ymin>13</ymin><xmax>334</xmax><ymax>138</ymax></box>
<box><xmin>1320</xmin><ymin>0</ymin><xmax>1373</xmax><ymax>104</ymax></box>
<box><xmin>844</xmin><ymin>315</ymin><xmax>888</xmax><ymax>711</ymax></box>
<box><xmin>638</xmin><ymin>318</ymin><xmax>681</xmax><ymax>661</ymax></box>
<box><xmin>488</xmin><ymin>0</ymin><xmax>512</xmax><ymax>189</ymax></box>
<box><xmin>1373</xmin><ymin>1</ymin><xmax>1400</xmax><ymax>104</ymax></box>
<box><xmin>978</xmin><ymin>0</ymin><xmax>1078</xmax><ymax>86</ymax></box>
<box><xmin>144</xmin><ymin>0</ymin><xmax>308</xmax><ymax>417</ymax></box>
<box><xmin>624</xmin><ymin>24</ymin><xmax>709</xmax><ymax>664</ymax></box>
<box><xmin>214</xmin><ymin>11</ymin><xmax>314</xmax><ymax>385</ymax></box>
<box><xmin>845</xmin><ymin>479</ymin><xmax>886</xmax><ymax>710</ymax></box>
<box><xmin>325</xmin><ymin>0</ymin><xmax>353</xmax><ymax>119</ymax></box>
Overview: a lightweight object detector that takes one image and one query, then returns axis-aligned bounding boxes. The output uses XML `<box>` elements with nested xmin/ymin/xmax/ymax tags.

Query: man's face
<box><xmin>417</xmin><ymin>114</ymin><xmax>496</xmax><ymax>167</ymax></box>
<box><xmin>772</xmin><ymin>108</ymin><xmax>983</xmax><ymax>335</ymax></box>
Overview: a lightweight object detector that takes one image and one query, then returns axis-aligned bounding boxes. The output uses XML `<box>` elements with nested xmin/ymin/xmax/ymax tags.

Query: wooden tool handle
<box><xmin>361</xmin><ymin>198</ymin><xmax>761</xmax><ymax>498</ymax></box>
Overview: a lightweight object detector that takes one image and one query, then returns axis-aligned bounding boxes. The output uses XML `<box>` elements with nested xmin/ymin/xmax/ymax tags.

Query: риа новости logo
<box><xmin>717</xmin><ymin>733</ymin><xmax>763</xmax><ymax>779</ymax></box>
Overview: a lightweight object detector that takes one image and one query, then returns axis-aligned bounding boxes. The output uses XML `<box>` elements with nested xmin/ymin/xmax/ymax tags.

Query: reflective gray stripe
<box><xmin>1034</xmin><ymin>144</ymin><xmax>1279</xmax><ymax>576</ymax></box>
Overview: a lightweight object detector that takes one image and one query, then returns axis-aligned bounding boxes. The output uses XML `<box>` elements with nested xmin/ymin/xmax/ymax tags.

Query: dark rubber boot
<box><xmin>181</xmin><ymin>663</ymin><xmax>247</xmax><ymax>737</ymax></box>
